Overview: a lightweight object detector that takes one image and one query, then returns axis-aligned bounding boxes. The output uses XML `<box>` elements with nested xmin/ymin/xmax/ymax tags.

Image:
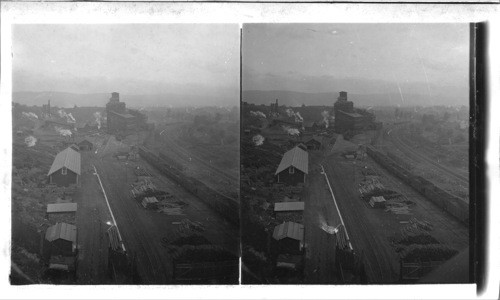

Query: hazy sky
<box><xmin>13</xmin><ymin>24</ymin><xmax>240</xmax><ymax>98</ymax></box>
<box><xmin>243</xmin><ymin>23</ymin><xmax>469</xmax><ymax>102</ymax></box>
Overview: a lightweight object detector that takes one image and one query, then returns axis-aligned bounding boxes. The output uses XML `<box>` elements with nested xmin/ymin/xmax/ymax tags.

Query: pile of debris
<box><xmin>358</xmin><ymin>178</ymin><xmax>398</xmax><ymax>201</ymax></box>
<box><xmin>397</xmin><ymin>218</ymin><xmax>436</xmax><ymax>247</ymax></box>
<box><xmin>174</xmin><ymin>218</ymin><xmax>206</xmax><ymax>237</ymax></box>
<box><xmin>133</xmin><ymin>166</ymin><xmax>152</xmax><ymax>177</ymax></box>
<box><xmin>158</xmin><ymin>199</ymin><xmax>187</xmax><ymax>216</ymax></box>
<box><xmin>400</xmin><ymin>244</ymin><xmax>458</xmax><ymax>263</ymax></box>
<box><xmin>384</xmin><ymin>196</ymin><xmax>415</xmax><ymax>215</ymax></box>
<box><xmin>141</xmin><ymin>196</ymin><xmax>159</xmax><ymax>210</ymax></box>
<box><xmin>131</xmin><ymin>179</ymin><xmax>169</xmax><ymax>201</ymax></box>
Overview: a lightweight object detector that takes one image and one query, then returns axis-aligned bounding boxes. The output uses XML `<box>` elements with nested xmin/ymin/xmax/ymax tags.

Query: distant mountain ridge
<box><xmin>12</xmin><ymin>91</ymin><xmax>237</xmax><ymax>108</ymax></box>
<box><xmin>243</xmin><ymin>90</ymin><xmax>468</xmax><ymax>107</ymax></box>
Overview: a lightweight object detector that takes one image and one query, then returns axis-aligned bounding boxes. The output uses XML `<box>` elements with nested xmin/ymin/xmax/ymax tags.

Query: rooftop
<box><xmin>47</xmin><ymin>147</ymin><xmax>81</xmax><ymax>176</ymax></box>
<box><xmin>275</xmin><ymin>146</ymin><xmax>309</xmax><ymax>175</ymax></box>
<box><xmin>273</xmin><ymin>222</ymin><xmax>304</xmax><ymax>242</ymax></box>
<box><xmin>108</xmin><ymin>110</ymin><xmax>136</xmax><ymax>119</ymax></box>
<box><xmin>305</xmin><ymin>136</ymin><xmax>322</xmax><ymax>144</ymax></box>
<box><xmin>339</xmin><ymin>110</ymin><xmax>364</xmax><ymax>118</ymax></box>
<box><xmin>45</xmin><ymin>223</ymin><xmax>77</xmax><ymax>243</ymax></box>
<box><xmin>274</xmin><ymin>201</ymin><xmax>305</xmax><ymax>212</ymax></box>
<box><xmin>47</xmin><ymin>203</ymin><xmax>78</xmax><ymax>214</ymax></box>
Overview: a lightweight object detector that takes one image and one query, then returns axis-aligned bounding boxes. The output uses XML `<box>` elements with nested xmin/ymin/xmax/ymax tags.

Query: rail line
<box><xmin>323</xmin><ymin>162</ymin><xmax>390</xmax><ymax>282</ymax></box>
<box><xmin>387</xmin><ymin>128</ymin><xmax>468</xmax><ymax>186</ymax></box>
<box><xmin>92</xmin><ymin>164</ymin><xmax>126</xmax><ymax>252</ymax></box>
<box><xmin>159</xmin><ymin>127</ymin><xmax>238</xmax><ymax>184</ymax></box>
<box><xmin>369</xmin><ymin>157</ymin><xmax>469</xmax><ymax>246</ymax></box>
<box><xmin>95</xmin><ymin>160</ymin><xmax>168</xmax><ymax>283</ymax></box>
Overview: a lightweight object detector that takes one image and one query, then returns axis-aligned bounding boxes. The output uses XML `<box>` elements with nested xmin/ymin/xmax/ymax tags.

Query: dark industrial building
<box><xmin>275</xmin><ymin>146</ymin><xmax>309</xmax><ymax>186</ymax></box>
<box><xmin>47</xmin><ymin>147</ymin><xmax>81</xmax><ymax>187</ymax></box>
<box><xmin>106</xmin><ymin>92</ymin><xmax>149</xmax><ymax>135</ymax></box>
<box><xmin>270</xmin><ymin>99</ymin><xmax>279</xmax><ymax>115</ymax></box>
<box><xmin>333</xmin><ymin>91</ymin><xmax>378</xmax><ymax>133</ymax></box>
<box><xmin>42</xmin><ymin>99</ymin><xmax>52</xmax><ymax>119</ymax></box>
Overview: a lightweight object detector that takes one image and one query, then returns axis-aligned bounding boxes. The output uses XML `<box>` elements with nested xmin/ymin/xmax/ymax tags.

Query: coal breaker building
<box><xmin>106</xmin><ymin>92</ymin><xmax>149</xmax><ymax>135</ymax></box>
<box><xmin>333</xmin><ymin>91</ymin><xmax>379</xmax><ymax>133</ymax></box>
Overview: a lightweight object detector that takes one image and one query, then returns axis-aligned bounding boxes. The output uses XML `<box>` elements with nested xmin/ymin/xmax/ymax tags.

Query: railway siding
<box><xmin>366</xmin><ymin>146</ymin><xmax>469</xmax><ymax>225</ymax></box>
<box><xmin>138</xmin><ymin>146</ymin><xmax>239</xmax><ymax>225</ymax></box>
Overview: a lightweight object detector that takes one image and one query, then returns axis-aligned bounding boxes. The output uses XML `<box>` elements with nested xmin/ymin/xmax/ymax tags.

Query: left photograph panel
<box><xmin>11</xmin><ymin>24</ymin><xmax>240</xmax><ymax>284</ymax></box>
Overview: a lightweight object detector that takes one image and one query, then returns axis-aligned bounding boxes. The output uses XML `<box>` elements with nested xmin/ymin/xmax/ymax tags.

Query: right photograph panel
<box><xmin>240</xmin><ymin>23</ymin><xmax>470</xmax><ymax>284</ymax></box>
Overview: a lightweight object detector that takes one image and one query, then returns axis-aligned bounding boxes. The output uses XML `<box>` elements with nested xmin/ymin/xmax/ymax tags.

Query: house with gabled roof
<box><xmin>45</xmin><ymin>222</ymin><xmax>77</xmax><ymax>256</ymax></box>
<box><xmin>304</xmin><ymin>136</ymin><xmax>323</xmax><ymax>150</ymax></box>
<box><xmin>272</xmin><ymin>221</ymin><xmax>305</xmax><ymax>254</ymax></box>
<box><xmin>47</xmin><ymin>147</ymin><xmax>81</xmax><ymax>187</ymax></box>
<box><xmin>75</xmin><ymin>138</ymin><xmax>93</xmax><ymax>151</ymax></box>
<box><xmin>275</xmin><ymin>146</ymin><xmax>308</xmax><ymax>186</ymax></box>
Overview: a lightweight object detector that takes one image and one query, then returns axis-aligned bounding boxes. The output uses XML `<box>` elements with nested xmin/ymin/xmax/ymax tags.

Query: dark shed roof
<box><xmin>45</xmin><ymin>223</ymin><xmax>77</xmax><ymax>243</ymax></box>
<box><xmin>273</xmin><ymin>222</ymin><xmax>304</xmax><ymax>242</ymax></box>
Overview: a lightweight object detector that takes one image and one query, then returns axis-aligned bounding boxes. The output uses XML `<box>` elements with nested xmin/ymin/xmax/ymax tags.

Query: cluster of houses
<box><xmin>43</xmin><ymin>138</ymin><xmax>94</xmax><ymax>274</ymax></box>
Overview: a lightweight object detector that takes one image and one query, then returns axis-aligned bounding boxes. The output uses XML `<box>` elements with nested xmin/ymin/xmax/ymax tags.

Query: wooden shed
<box><xmin>47</xmin><ymin>147</ymin><xmax>81</xmax><ymax>187</ymax></box>
<box><xmin>272</xmin><ymin>221</ymin><xmax>305</xmax><ymax>254</ymax></box>
<box><xmin>45</xmin><ymin>222</ymin><xmax>77</xmax><ymax>257</ymax></box>
<box><xmin>275</xmin><ymin>146</ymin><xmax>308</xmax><ymax>186</ymax></box>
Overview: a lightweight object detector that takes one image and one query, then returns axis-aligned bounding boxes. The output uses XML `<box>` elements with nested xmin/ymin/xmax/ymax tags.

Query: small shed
<box><xmin>305</xmin><ymin>136</ymin><xmax>322</xmax><ymax>150</ymax></box>
<box><xmin>369</xmin><ymin>196</ymin><xmax>387</xmax><ymax>208</ymax></box>
<box><xmin>275</xmin><ymin>146</ymin><xmax>309</xmax><ymax>186</ymax></box>
<box><xmin>47</xmin><ymin>147</ymin><xmax>81</xmax><ymax>187</ymax></box>
<box><xmin>47</xmin><ymin>203</ymin><xmax>78</xmax><ymax>214</ymax></box>
<box><xmin>45</xmin><ymin>223</ymin><xmax>77</xmax><ymax>256</ymax></box>
<box><xmin>274</xmin><ymin>201</ymin><xmax>305</xmax><ymax>222</ymax></box>
<box><xmin>46</xmin><ymin>203</ymin><xmax>77</xmax><ymax>223</ymax></box>
<box><xmin>296</xmin><ymin>143</ymin><xmax>307</xmax><ymax>151</ymax></box>
<box><xmin>77</xmin><ymin>138</ymin><xmax>93</xmax><ymax>151</ymax></box>
<box><xmin>274</xmin><ymin>201</ymin><xmax>305</xmax><ymax>213</ymax></box>
<box><xmin>273</xmin><ymin>221</ymin><xmax>305</xmax><ymax>254</ymax></box>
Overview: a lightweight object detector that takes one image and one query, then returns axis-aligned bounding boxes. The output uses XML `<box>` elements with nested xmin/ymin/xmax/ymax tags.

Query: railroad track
<box><xmin>94</xmin><ymin>160</ymin><xmax>169</xmax><ymax>283</ymax></box>
<box><xmin>159</xmin><ymin>127</ymin><xmax>238</xmax><ymax>184</ymax></box>
<box><xmin>388</xmin><ymin>128</ymin><xmax>468</xmax><ymax>186</ymax></box>
<box><xmin>324</xmin><ymin>162</ymin><xmax>396</xmax><ymax>283</ymax></box>
<box><xmin>369</xmin><ymin>158</ymin><xmax>469</xmax><ymax>247</ymax></box>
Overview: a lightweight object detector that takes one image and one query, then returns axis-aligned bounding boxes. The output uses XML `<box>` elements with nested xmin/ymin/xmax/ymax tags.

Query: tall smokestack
<box><xmin>48</xmin><ymin>99</ymin><xmax>51</xmax><ymax>118</ymax></box>
<box><xmin>275</xmin><ymin>99</ymin><xmax>279</xmax><ymax>112</ymax></box>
